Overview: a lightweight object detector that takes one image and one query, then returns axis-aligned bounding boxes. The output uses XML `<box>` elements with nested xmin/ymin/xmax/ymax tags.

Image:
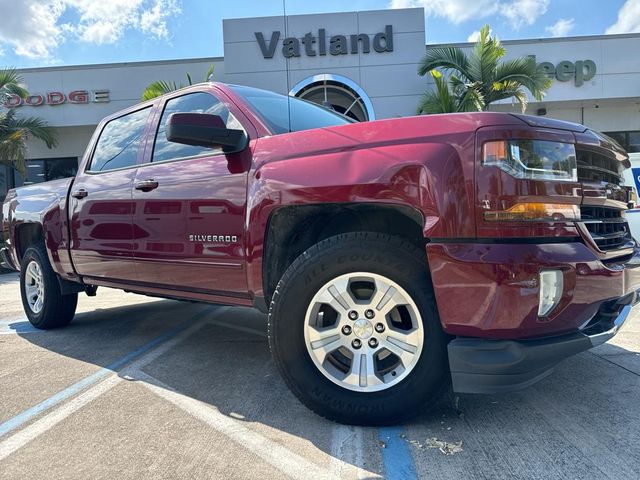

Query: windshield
<box><xmin>228</xmin><ymin>84</ymin><xmax>355</xmax><ymax>135</ymax></box>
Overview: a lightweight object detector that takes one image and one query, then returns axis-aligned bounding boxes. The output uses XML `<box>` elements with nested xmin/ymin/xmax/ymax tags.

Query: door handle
<box><xmin>134</xmin><ymin>179</ymin><xmax>159</xmax><ymax>192</ymax></box>
<box><xmin>71</xmin><ymin>189</ymin><xmax>88</xmax><ymax>199</ymax></box>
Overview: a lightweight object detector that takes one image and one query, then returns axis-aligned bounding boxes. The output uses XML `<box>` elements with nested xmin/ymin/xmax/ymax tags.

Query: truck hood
<box><xmin>253</xmin><ymin>111</ymin><xmax>524</xmax><ymax>168</ymax></box>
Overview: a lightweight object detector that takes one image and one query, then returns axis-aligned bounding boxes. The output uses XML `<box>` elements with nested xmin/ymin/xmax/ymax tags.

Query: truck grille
<box><xmin>580</xmin><ymin>206</ymin><xmax>631</xmax><ymax>251</ymax></box>
<box><xmin>577</xmin><ymin>149</ymin><xmax>624</xmax><ymax>184</ymax></box>
<box><xmin>577</xmin><ymin>147</ymin><xmax>632</xmax><ymax>252</ymax></box>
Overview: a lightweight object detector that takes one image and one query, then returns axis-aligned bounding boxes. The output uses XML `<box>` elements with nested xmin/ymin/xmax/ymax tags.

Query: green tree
<box><xmin>417</xmin><ymin>25</ymin><xmax>552</xmax><ymax>114</ymax></box>
<box><xmin>141</xmin><ymin>64</ymin><xmax>215</xmax><ymax>101</ymax></box>
<box><xmin>0</xmin><ymin>68</ymin><xmax>58</xmax><ymax>177</ymax></box>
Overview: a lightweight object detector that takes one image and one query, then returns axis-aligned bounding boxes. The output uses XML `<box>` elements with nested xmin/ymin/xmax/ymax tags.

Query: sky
<box><xmin>0</xmin><ymin>0</ymin><xmax>638</xmax><ymax>68</ymax></box>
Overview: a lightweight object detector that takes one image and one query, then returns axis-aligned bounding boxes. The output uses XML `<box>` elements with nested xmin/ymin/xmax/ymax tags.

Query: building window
<box><xmin>289</xmin><ymin>74</ymin><xmax>375</xmax><ymax>122</ymax></box>
<box><xmin>603</xmin><ymin>131</ymin><xmax>640</xmax><ymax>153</ymax></box>
<box><xmin>13</xmin><ymin>157</ymin><xmax>79</xmax><ymax>187</ymax></box>
<box><xmin>0</xmin><ymin>164</ymin><xmax>11</xmax><ymax>202</ymax></box>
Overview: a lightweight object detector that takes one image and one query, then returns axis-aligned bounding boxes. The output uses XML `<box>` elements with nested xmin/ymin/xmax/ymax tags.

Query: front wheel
<box><xmin>20</xmin><ymin>245</ymin><xmax>77</xmax><ymax>329</ymax></box>
<box><xmin>268</xmin><ymin>232</ymin><xmax>449</xmax><ymax>425</ymax></box>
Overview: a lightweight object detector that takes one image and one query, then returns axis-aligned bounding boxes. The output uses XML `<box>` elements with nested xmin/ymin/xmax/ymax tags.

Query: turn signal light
<box><xmin>484</xmin><ymin>203</ymin><xmax>580</xmax><ymax>222</ymax></box>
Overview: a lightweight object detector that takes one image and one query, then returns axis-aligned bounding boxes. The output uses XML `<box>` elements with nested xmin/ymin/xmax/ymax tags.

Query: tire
<box><xmin>20</xmin><ymin>244</ymin><xmax>77</xmax><ymax>329</ymax></box>
<box><xmin>268</xmin><ymin>232</ymin><xmax>449</xmax><ymax>425</ymax></box>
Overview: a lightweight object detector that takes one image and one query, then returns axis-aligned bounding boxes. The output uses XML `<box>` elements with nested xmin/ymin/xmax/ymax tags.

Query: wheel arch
<box><xmin>262</xmin><ymin>203</ymin><xmax>426</xmax><ymax>304</ymax></box>
<box><xmin>16</xmin><ymin>222</ymin><xmax>45</xmax><ymax>263</ymax></box>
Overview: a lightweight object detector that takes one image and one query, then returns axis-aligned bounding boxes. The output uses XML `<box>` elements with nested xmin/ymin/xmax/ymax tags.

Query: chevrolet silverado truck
<box><xmin>2</xmin><ymin>82</ymin><xmax>639</xmax><ymax>425</ymax></box>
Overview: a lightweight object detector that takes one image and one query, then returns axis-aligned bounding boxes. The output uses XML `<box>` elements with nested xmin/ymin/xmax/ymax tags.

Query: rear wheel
<box><xmin>268</xmin><ymin>232</ymin><xmax>449</xmax><ymax>425</ymax></box>
<box><xmin>20</xmin><ymin>245</ymin><xmax>77</xmax><ymax>329</ymax></box>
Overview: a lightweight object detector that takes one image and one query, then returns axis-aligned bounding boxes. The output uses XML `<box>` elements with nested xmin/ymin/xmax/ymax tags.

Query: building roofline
<box><xmin>16</xmin><ymin>56</ymin><xmax>224</xmax><ymax>74</ymax></box>
<box><xmin>12</xmin><ymin>28</ymin><xmax>640</xmax><ymax>74</ymax></box>
<box><xmin>428</xmin><ymin>31</ymin><xmax>640</xmax><ymax>48</ymax></box>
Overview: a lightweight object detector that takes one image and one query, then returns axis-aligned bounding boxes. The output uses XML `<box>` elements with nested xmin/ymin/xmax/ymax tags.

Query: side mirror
<box><xmin>165</xmin><ymin>112</ymin><xmax>247</xmax><ymax>153</ymax></box>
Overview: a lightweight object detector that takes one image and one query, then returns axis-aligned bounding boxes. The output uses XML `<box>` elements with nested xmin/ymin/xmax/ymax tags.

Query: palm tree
<box><xmin>141</xmin><ymin>64</ymin><xmax>215</xmax><ymax>101</ymax></box>
<box><xmin>0</xmin><ymin>68</ymin><xmax>58</xmax><ymax>177</ymax></box>
<box><xmin>417</xmin><ymin>25</ymin><xmax>552</xmax><ymax>114</ymax></box>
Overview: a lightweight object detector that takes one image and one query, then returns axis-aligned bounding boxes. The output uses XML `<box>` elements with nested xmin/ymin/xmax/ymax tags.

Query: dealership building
<box><xmin>1</xmin><ymin>6</ymin><xmax>640</xmax><ymax>200</ymax></box>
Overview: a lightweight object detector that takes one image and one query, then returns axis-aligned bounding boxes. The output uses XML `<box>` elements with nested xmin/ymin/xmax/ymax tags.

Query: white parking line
<box><xmin>0</xmin><ymin>315</ymin><xmax>209</xmax><ymax>454</ymax></box>
<box><xmin>0</xmin><ymin>375</ymin><xmax>121</xmax><ymax>461</ymax></box>
<box><xmin>0</xmin><ymin>315</ymin><xmax>371</xmax><ymax>480</ymax></box>
<box><xmin>133</xmin><ymin>369</ymin><xmax>339</xmax><ymax>480</ymax></box>
<box><xmin>330</xmin><ymin>424</ymin><xmax>377</xmax><ymax>479</ymax></box>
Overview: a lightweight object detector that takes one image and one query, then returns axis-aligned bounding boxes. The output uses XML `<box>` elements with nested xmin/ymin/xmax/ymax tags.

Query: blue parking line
<box><xmin>379</xmin><ymin>426</ymin><xmax>418</xmax><ymax>480</ymax></box>
<box><xmin>0</xmin><ymin>309</ymin><xmax>210</xmax><ymax>438</ymax></box>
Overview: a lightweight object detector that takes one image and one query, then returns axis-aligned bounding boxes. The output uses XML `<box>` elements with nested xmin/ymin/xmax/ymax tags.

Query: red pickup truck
<box><xmin>2</xmin><ymin>82</ymin><xmax>639</xmax><ymax>425</ymax></box>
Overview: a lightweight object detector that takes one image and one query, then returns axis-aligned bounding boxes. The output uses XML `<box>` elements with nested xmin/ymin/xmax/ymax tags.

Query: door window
<box><xmin>152</xmin><ymin>92</ymin><xmax>244</xmax><ymax>163</ymax></box>
<box><xmin>88</xmin><ymin>107</ymin><xmax>151</xmax><ymax>172</ymax></box>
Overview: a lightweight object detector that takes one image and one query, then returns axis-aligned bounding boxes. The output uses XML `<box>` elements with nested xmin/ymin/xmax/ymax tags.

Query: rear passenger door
<box><xmin>69</xmin><ymin>106</ymin><xmax>153</xmax><ymax>282</ymax></box>
<box><xmin>131</xmin><ymin>89</ymin><xmax>252</xmax><ymax>298</ymax></box>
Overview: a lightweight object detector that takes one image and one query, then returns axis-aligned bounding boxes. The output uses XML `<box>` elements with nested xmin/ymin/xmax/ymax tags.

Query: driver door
<box><xmin>130</xmin><ymin>89</ymin><xmax>253</xmax><ymax>297</ymax></box>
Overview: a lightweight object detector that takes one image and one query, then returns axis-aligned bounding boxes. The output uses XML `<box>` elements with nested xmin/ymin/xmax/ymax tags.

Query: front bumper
<box><xmin>427</xmin><ymin>241</ymin><xmax>640</xmax><ymax>339</ymax></box>
<box><xmin>449</xmin><ymin>292</ymin><xmax>637</xmax><ymax>394</ymax></box>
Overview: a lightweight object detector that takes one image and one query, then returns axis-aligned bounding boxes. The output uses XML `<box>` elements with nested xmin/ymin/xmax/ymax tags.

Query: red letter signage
<box><xmin>68</xmin><ymin>90</ymin><xmax>89</xmax><ymax>103</ymax></box>
<box><xmin>46</xmin><ymin>92</ymin><xmax>65</xmax><ymax>105</ymax></box>
<box><xmin>24</xmin><ymin>94</ymin><xmax>44</xmax><ymax>106</ymax></box>
<box><xmin>3</xmin><ymin>94</ymin><xmax>22</xmax><ymax>108</ymax></box>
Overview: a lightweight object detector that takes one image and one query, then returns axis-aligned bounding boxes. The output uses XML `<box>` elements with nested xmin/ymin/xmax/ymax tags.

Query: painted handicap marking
<box><xmin>379</xmin><ymin>425</ymin><xmax>418</xmax><ymax>480</ymax></box>
<box><xmin>0</xmin><ymin>320</ymin><xmax>41</xmax><ymax>335</ymax></box>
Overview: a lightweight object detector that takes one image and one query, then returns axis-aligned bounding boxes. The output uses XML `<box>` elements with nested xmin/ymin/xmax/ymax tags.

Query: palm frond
<box><xmin>492</xmin><ymin>57</ymin><xmax>552</xmax><ymax>101</ymax></box>
<box><xmin>141</xmin><ymin>80</ymin><xmax>179</xmax><ymax>101</ymax></box>
<box><xmin>0</xmin><ymin>67</ymin><xmax>28</xmax><ymax>101</ymax></box>
<box><xmin>418</xmin><ymin>46</ymin><xmax>471</xmax><ymax>81</ymax></box>
<box><xmin>204</xmin><ymin>64</ymin><xmax>215</xmax><ymax>82</ymax></box>
<box><xmin>457</xmin><ymin>85</ymin><xmax>486</xmax><ymax>112</ymax></box>
<box><xmin>417</xmin><ymin>24</ymin><xmax>551</xmax><ymax>114</ymax></box>
<box><xmin>9</xmin><ymin>117</ymin><xmax>58</xmax><ymax>148</ymax></box>
<box><xmin>0</xmin><ymin>109</ymin><xmax>58</xmax><ymax>176</ymax></box>
<box><xmin>417</xmin><ymin>71</ymin><xmax>459</xmax><ymax>114</ymax></box>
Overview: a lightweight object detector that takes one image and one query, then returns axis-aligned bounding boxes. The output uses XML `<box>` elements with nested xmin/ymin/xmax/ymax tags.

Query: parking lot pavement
<box><xmin>1</xmin><ymin>271</ymin><xmax>639</xmax><ymax>480</ymax></box>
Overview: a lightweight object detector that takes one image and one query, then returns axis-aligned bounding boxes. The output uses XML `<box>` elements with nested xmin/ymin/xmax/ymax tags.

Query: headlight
<box><xmin>483</xmin><ymin>139</ymin><xmax>577</xmax><ymax>182</ymax></box>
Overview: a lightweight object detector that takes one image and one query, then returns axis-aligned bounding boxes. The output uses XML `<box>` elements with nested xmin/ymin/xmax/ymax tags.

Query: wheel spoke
<box><xmin>370</xmin><ymin>280</ymin><xmax>407</xmax><ymax>317</ymax></box>
<box><xmin>34</xmin><ymin>296</ymin><xmax>43</xmax><ymax>313</ymax></box>
<box><xmin>307</xmin><ymin>329</ymin><xmax>342</xmax><ymax>364</ymax></box>
<box><xmin>344</xmin><ymin>352</ymin><xmax>382</xmax><ymax>388</ymax></box>
<box><xmin>314</xmin><ymin>277</ymin><xmax>354</xmax><ymax>313</ymax></box>
<box><xmin>382</xmin><ymin>330</ymin><xmax>419</xmax><ymax>366</ymax></box>
<box><xmin>28</xmin><ymin>262</ymin><xmax>39</xmax><ymax>281</ymax></box>
<box><xmin>307</xmin><ymin>326</ymin><xmax>341</xmax><ymax>344</ymax></box>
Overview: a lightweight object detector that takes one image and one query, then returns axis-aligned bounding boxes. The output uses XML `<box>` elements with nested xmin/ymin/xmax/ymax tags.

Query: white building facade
<box><xmin>1</xmin><ymin>7</ymin><xmax>639</xmax><ymax>199</ymax></box>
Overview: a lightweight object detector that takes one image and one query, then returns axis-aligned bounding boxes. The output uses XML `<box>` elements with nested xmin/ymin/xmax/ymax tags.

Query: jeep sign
<box><xmin>255</xmin><ymin>25</ymin><xmax>394</xmax><ymax>58</ymax></box>
<box><xmin>530</xmin><ymin>56</ymin><xmax>597</xmax><ymax>87</ymax></box>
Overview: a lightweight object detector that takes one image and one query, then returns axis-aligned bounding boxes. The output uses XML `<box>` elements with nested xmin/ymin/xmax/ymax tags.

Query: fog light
<box><xmin>538</xmin><ymin>270</ymin><xmax>563</xmax><ymax>317</ymax></box>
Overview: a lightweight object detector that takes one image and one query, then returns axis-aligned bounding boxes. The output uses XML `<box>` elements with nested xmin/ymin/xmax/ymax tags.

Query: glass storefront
<box><xmin>604</xmin><ymin>131</ymin><xmax>640</xmax><ymax>153</ymax></box>
<box><xmin>1</xmin><ymin>157</ymin><xmax>78</xmax><ymax>200</ymax></box>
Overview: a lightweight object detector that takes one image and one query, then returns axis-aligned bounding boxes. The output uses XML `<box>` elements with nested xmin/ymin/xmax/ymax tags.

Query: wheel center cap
<box><xmin>353</xmin><ymin>319</ymin><xmax>373</xmax><ymax>339</ymax></box>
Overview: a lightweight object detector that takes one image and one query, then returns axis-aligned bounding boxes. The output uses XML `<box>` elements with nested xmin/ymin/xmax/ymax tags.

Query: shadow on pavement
<box><xmin>16</xmin><ymin>299</ymin><xmax>640</xmax><ymax>479</ymax></box>
<box><xmin>0</xmin><ymin>271</ymin><xmax>19</xmax><ymax>286</ymax></box>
